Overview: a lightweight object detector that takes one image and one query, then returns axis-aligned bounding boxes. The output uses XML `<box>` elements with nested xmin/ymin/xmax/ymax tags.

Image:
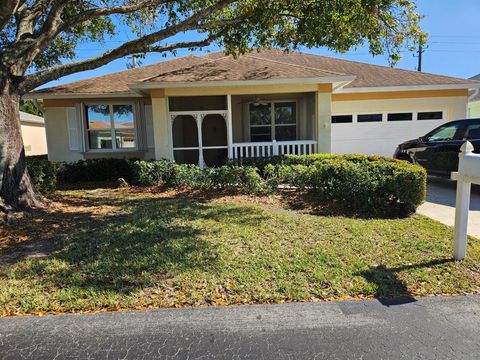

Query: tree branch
<box><xmin>0</xmin><ymin>0</ymin><xmax>21</xmax><ymax>32</ymax></box>
<box><xmin>20</xmin><ymin>0</ymin><xmax>237</xmax><ymax>92</ymax></box>
<box><xmin>22</xmin><ymin>37</ymin><xmax>216</xmax><ymax>93</ymax></box>
<box><xmin>12</xmin><ymin>2</ymin><xmax>67</xmax><ymax>74</ymax></box>
<box><xmin>60</xmin><ymin>0</ymin><xmax>172</xmax><ymax>31</ymax></box>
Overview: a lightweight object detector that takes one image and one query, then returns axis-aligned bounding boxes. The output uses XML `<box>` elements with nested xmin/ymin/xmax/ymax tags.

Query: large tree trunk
<box><xmin>0</xmin><ymin>76</ymin><xmax>43</xmax><ymax>212</ymax></box>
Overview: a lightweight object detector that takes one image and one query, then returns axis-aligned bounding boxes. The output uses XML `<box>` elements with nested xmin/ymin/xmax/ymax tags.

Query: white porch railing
<box><xmin>231</xmin><ymin>140</ymin><xmax>317</xmax><ymax>159</ymax></box>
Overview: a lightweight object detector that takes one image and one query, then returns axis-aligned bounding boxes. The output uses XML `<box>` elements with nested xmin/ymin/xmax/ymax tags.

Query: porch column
<box><xmin>227</xmin><ymin>94</ymin><xmax>233</xmax><ymax>159</ymax></box>
<box><xmin>151</xmin><ymin>89</ymin><xmax>173</xmax><ymax>160</ymax></box>
<box><xmin>315</xmin><ymin>84</ymin><xmax>332</xmax><ymax>154</ymax></box>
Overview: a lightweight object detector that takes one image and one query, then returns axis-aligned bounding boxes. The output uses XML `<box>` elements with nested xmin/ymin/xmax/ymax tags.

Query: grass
<box><xmin>0</xmin><ymin>187</ymin><xmax>479</xmax><ymax>315</ymax></box>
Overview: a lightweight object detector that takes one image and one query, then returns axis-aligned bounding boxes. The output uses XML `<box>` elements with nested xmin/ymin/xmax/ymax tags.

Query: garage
<box><xmin>330</xmin><ymin>93</ymin><xmax>468</xmax><ymax>157</ymax></box>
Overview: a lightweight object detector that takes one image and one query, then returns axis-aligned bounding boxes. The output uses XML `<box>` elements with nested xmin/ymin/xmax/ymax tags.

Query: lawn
<box><xmin>0</xmin><ymin>187</ymin><xmax>479</xmax><ymax>316</ymax></box>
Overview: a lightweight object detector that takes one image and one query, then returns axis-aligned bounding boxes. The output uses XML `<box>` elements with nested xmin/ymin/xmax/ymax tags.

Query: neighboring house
<box><xmin>20</xmin><ymin>111</ymin><xmax>48</xmax><ymax>156</ymax></box>
<box><xmin>468</xmin><ymin>74</ymin><xmax>480</xmax><ymax>118</ymax></box>
<box><xmin>26</xmin><ymin>49</ymin><xmax>480</xmax><ymax>167</ymax></box>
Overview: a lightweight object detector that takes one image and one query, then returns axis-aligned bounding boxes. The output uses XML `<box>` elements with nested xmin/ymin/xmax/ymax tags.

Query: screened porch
<box><xmin>167</xmin><ymin>93</ymin><xmax>318</xmax><ymax>168</ymax></box>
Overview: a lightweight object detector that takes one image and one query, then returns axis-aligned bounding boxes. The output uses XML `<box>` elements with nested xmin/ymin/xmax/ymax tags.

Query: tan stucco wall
<box><xmin>41</xmin><ymin>87</ymin><xmax>469</xmax><ymax>161</ymax></box>
<box><xmin>151</xmin><ymin>96</ymin><xmax>172</xmax><ymax>160</ymax></box>
<box><xmin>44</xmin><ymin>107</ymin><xmax>83</xmax><ymax>162</ymax></box>
<box><xmin>21</xmin><ymin>122</ymin><xmax>47</xmax><ymax>156</ymax></box>
<box><xmin>468</xmin><ymin>101</ymin><xmax>480</xmax><ymax>118</ymax></box>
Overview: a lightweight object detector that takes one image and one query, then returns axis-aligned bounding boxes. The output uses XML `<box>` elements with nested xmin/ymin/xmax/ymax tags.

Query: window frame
<box><xmin>425</xmin><ymin>121</ymin><xmax>464</xmax><ymax>142</ymax></box>
<box><xmin>387</xmin><ymin>112</ymin><xmax>413</xmax><ymax>122</ymax></box>
<box><xmin>249</xmin><ymin>100</ymin><xmax>298</xmax><ymax>142</ymax></box>
<box><xmin>84</xmin><ymin>102</ymin><xmax>138</xmax><ymax>152</ymax></box>
<box><xmin>331</xmin><ymin>114</ymin><xmax>354</xmax><ymax>124</ymax></box>
<box><xmin>417</xmin><ymin>111</ymin><xmax>444</xmax><ymax>121</ymax></box>
<box><xmin>460</xmin><ymin>120</ymin><xmax>480</xmax><ymax>141</ymax></box>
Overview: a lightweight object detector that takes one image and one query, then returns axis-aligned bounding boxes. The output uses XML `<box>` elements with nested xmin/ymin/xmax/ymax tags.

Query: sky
<box><xmin>42</xmin><ymin>0</ymin><xmax>480</xmax><ymax>89</ymax></box>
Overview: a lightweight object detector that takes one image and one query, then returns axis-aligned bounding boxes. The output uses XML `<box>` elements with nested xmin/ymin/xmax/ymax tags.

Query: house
<box><xmin>26</xmin><ymin>49</ymin><xmax>479</xmax><ymax>167</ymax></box>
<box><xmin>20</xmin><ymin>111</ymin><xmax>48</xmax><ymax>156</ymax></box>
<box><xmin>468</xmin><ymin>74</ymin><xmax>480</xmax><ymax>118</ymax></box>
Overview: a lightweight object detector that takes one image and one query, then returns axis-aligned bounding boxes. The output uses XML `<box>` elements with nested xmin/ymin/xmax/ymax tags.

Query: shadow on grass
<box><xmin>277</xmin><ymin>190</ymin><xmax>413</xmax><ymax>220</ymax></box>
<box><xmin>358</xmin><ymin>258</ymin><xmax>455</xmax><ymax>306</ymax></box>
<box><xmin>5</xmin><ymin>193</ymin><xmax>270</xmax><ymax>295</ymax></box>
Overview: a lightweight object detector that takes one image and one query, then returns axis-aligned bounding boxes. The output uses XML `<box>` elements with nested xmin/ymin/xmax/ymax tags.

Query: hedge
<box><xmin>25</xmin><ymin>156</ymin><xmax>58</xmax><ymax>194</ymax></box>
<box><xmin>264</xmin><ymin>157</ymin><xmax>426</xmax><ymax>214</ymax></box>
<box><xmin>132</xmin><ymin>160</ymin><xmax>267</xmax><ymax>194</ymax></box>
<box><xmin>57</xmin><ymin>158</ymin><xmax>136</xmax><ymax>182</ymax></box>
<box><xmin>25</xmin><ymin>154</ymin><xmax>426</xmax><ymax>216</ymax></box>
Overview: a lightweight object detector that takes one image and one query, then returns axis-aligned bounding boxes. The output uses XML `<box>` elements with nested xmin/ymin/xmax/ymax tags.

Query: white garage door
<box><xmin>331</xmin><ymin>111</ymin><xmax>449</xmax><ymax>157</ymax></box>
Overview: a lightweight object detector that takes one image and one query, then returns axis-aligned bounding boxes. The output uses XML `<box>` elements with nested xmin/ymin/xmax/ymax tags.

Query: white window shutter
<box><xmin>66</xmin><ymin>108</ymin><xmax>80</xmax><ymax>151</ymax></box>
<box><xmin>145</xmin><ymin>105</ymin><xmax>155</xmax><ymax>148</ymax></box>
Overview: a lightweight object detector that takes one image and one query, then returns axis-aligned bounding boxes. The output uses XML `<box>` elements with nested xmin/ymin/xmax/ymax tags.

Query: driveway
<box><xmin>417</xmin><ymin>177</ymin><xmax>480</xmax><ymax>238</ymax></box>
<box><xmin>1</xmin><ymin>296</ymin><xmax>480</xmax><ymax>359</ymax></box>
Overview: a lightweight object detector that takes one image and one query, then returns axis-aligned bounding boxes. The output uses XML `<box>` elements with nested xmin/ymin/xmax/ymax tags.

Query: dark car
<box><xmin>394</xmin><ymin>119</ymin><xmax>480</xmax><ymax>177</ymax></box>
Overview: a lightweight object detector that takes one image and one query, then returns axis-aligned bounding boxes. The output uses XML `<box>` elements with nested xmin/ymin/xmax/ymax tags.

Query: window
<box><xmin>427</xmin><ymin>123</ymin><xmax>461</xmax><ymax>142</ymax></box>
<box><xmin>463</xmin><ymin>123</ymin><xmax>480</xmax><ymax>140</ymax></box>
<box><xmin>358</xmin><ymin>114</ymin><xmax>383</xmax><ymax>123</ymax></box>
<box><xmin>388</xmin><ymin>113</ymin><xmax>413</xmax><ymax>122</ymax></box>
<box><xmin>418</xmin><ymin>111</ymin><xmax>443</xmax><ymax>120</ymax></box>
<box><xmin>331</xmin><ymin>115</ymin><xmax>353</xmax><ymax>124</ymax></box>
<box><xmin>249</xmin><ymin>102</ymin><xmax>296</xmax><ymax>142</ymax></box>
<box><xmin>85</xmin><ymin>104</ymin><xmax>136</xmax><ymax>150</ymax></box>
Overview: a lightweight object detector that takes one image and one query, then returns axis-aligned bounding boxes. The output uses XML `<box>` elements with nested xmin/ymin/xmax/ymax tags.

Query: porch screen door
<box><xmin>172</xmin><ymin>115</ymin><xmax>199</xmax><ymax>165</ymax></box>
<box><xmin>171</xmin><ymin>112</ymin><xmax>228</xmax><ymax>167</ymax></box>
<box><xmin>202</xmin><ymin>114</ymin><xmax>228</xmax><ymax>167</ymax></box>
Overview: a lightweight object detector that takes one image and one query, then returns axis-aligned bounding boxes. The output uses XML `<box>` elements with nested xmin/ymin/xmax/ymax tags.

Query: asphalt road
<box><xmin>1</xmin><ymin>296</ymin><xmax>480</xmax><ymax>359</ymax></box>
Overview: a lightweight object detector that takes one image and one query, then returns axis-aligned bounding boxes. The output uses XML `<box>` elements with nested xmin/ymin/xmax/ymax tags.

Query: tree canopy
<box><xmin>0</xmin><ymin>0</ymin><xmax>425</xmax><ymax>211</ymax></box>
<box><xmin>0</xmin><ymin>0</ymin><xmax>425</xmax><ymax>94</ymax></box>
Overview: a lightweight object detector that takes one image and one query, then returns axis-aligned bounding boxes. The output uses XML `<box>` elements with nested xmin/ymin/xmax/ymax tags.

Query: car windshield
<box><xmin>427</xmin><ymin>123</ymin><xmax>460</xmax><ymax>142</ymax></box>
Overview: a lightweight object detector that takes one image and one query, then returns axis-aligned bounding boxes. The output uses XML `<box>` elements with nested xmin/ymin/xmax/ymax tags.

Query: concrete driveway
<box><xmin>417</xmin><ymin>177</ymin><xmax>480</xmax><ymax>238</ymax></box>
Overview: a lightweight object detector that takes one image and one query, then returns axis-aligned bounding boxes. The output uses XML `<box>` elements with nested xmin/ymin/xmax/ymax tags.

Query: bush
<box><xmin>58</xmin><ymin>158</ymin><xmax>136</xmax><ymax>182</ymax></box>
<box><xmin>266</xmin><ymin>156</ymin><xmax>426</xmax><ymax>215</ymax></box>
<box><xmin>25</xmin><ymin>156</ymin><xmax>58</xmax><ymax>193</ymax></box>
<box><xmin>56</xmin><ymin>154</ymin><xmax>425</xmax><ymax>215</ymax></box>
<box><xmin>132</xmin><ymin>159</ymin><xmax>176</xmax><ymax>186</ymax></box>
<box><xmin>133</xmin><ymin>160</ymin><xmax>267</xmax><ymax>194</ymax></box>
<box><xmin>206</xmin><ymin>166</ymin><xmax>267</xmax><ymax>194</ymax></box>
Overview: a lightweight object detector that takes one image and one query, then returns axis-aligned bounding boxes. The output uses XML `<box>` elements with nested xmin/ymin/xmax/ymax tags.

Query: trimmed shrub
<box><xmin>265</xmin><ymin>156</ymin><xmax>426</xmax><ymax>214</ymax></box>
<box><xmin>58</xmin><ymin>158</ymin><xmax>136</xmax><ymax>182</ymax></box>
<box><xmin>25</xmin><ymin>156</ymin><xmax>58</xmax><ymax>193</ymax></box>
<box><xmin>55</xmin><ymin>153</ymin><xmax>425</xmax><ymax>215</ymax></box>
<box><xmin>133</xmin><ymin>160</ymin><xmax>267</xmax><ymax>194</ymax></box>
<box><xmin>206</xmin><ymin>166</ymin><xmax>267</xmax><ymax>194</ymax></box>
<box><xmin>132</xmin><ymin>159</ymin><xmax>176</xmax><ymax>186</ymax></box>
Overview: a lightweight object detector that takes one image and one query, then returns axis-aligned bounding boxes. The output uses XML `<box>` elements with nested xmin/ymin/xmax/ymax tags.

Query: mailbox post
<box><xmin>451</xmin><ymin>141</ymin><xmax>480</xmax><ymax>260</ymax></box>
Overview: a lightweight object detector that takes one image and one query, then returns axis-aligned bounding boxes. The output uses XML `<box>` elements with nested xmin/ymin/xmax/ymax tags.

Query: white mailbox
<box><xmin>451</xmin><ymin>141</ymin><xmax>480</xmax><ymax>260</ymax></box>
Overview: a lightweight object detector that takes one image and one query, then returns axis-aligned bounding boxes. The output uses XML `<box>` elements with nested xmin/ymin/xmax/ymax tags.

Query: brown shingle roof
<box><xmin>32</xmin><ymin>49</ymin><xmax>477</xmax><ymax>96</ymax></box>
<box><xmin>34</xmin><ymin>55</ymin><xmax>206</xmax><ymax>95</ymax></box>
<box><xmin>249</xmin><ymin>49</ymin><xmax>474</xmax><ymax>89</ymax></box>
<box><xmin>142</xmin><ymin>53</ymin><xmax>345</xmax><ymax>83</ymax></box>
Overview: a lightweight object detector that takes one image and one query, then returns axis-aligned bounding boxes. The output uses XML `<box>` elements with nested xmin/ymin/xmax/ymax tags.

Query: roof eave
<box><xmin>334</xmin><ymin>83</ymin><xmax>480</xmax><ymax>94</ymax></box>
<box><xmin>23</xmin><ymin>91</ymin><xmax>144</xmax><ymax>100</ymax></box>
